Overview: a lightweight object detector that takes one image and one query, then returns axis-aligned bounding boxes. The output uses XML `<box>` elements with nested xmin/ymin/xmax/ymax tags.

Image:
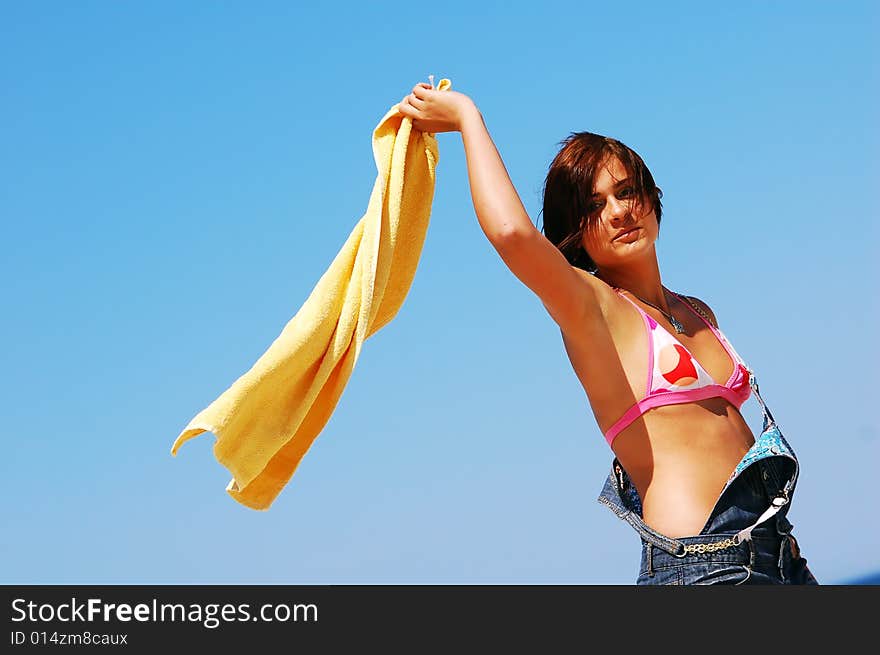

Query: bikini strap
<box><xmin>613</xmin><ymin>287</ymin><xmax>642</xmax><ymax>311</ymax></box>
<box><xmin>613</xmin><ymin>287</ymin><xmax>655</xmax><ymax>398</ymax></box>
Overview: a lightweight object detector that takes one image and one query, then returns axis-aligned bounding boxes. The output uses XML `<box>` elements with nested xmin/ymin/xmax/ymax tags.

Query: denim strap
<box><xmin>749</xmin><ymin>371</ymin><xmax>776</xmax><ymax>433</ymax></box>
<box><xmin>598</xmin><ymin>463</ymin><xmax>690</xmax><ymax>556</ymax></box>
<box><xmin>734</xmin><ymin>494</ymin><xmax>789</xmax><ymax>545</ymax></box>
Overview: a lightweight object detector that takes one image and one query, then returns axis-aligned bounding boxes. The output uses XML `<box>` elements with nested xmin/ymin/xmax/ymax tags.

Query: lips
<box><xmin>614</xmin><ymin>227</ymin><xmax>640</xmax><ymax>241</ymax></box>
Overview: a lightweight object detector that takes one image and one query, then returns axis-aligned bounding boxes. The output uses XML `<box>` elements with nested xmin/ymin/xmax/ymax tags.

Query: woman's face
<box><xmin>580</xmin><ymin>155</ymin><xmax>659</xmax><ymax>270</ymax></box>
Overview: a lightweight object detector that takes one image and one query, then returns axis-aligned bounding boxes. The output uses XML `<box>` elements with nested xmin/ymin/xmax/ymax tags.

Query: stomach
<box><xmin>610</xmin><ymin>397</ymin><xmax>756</xmax><ymax>538</ymax></box>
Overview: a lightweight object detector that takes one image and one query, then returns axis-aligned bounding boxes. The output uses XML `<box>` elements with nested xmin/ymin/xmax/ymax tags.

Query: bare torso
<box><xmin>560</xmin><ymin>272</ymin><xmax>756</xmax><ymax>538</ymax></box>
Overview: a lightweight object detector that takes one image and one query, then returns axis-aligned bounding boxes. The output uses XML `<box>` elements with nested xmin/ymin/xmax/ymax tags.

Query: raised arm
<box><xmin>459</xmin><ymin>107</ymin><xmax>600</xmax><ymax>329</ymax></box>
<box><xmin>397</xmin><ymin>83</ymin><xmax>608</xmax><ymax>333</ymax></box>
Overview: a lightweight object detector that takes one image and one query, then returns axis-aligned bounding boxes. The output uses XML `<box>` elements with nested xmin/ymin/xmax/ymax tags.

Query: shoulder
<box><xmin>679</xmin><ymin>294</ymin><xmax>718</xmax><ymax>329</ymax></box>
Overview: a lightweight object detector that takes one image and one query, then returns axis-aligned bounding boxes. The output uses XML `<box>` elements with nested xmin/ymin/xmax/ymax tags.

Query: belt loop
<box><xmin>646</xmin><ymin>542</ymin><xmax>654</xmax><ymax>577</ymax></box>
<box><xmin>778</xmin><ymin>537</ymin><xmax>789</xmax><ymax>583</ymax></box>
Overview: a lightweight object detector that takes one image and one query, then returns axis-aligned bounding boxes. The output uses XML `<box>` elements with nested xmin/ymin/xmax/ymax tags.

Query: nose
<box><xmin>605</xmin><ymin>195</ymin><xmax>630</xmax><ymax>222</ymax></box>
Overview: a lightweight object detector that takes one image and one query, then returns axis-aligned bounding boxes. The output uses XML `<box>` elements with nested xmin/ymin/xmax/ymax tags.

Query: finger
<box><xmin>407</xmin><ymin>93</ymin><xmax>426</xmax><ymax>108</ymax></box>
<box><xmin>412</xmin><ymin>83</ymin><xmax>433</xmax><ymax>98</ymax></box>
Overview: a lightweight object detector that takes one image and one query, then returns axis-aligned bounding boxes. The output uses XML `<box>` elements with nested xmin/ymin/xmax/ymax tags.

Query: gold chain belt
<box><xmin>682</xmin><ymin>538</ymin><xmax>739</xmax><ymax>554</ymax></box>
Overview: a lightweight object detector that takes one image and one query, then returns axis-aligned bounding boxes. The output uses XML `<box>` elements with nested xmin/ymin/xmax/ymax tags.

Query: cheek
<box><xmin>639</xmin><ymin>206</ymin><xmax>659</xmax><ymax>233</ymax></box>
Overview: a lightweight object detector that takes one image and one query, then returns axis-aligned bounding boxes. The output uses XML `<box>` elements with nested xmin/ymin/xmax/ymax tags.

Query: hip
<box><xmin>598</xmin><ymin>422</ymin><xmax>818</xmax><ymax>585</ymax></box>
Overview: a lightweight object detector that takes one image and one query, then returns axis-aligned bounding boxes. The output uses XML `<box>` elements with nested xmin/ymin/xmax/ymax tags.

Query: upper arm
<box><xmin>492</xmin><ymin>227</ymin><xmax>608</xmax><ymax>332</ymax></box>
<box><xmin>683</xmin><ymin>295</ymin><xmax>718</xmax><ymax>329</ymax></box>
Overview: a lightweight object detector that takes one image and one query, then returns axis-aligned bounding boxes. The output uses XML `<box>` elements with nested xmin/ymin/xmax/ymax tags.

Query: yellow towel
<box><xmin>171</xmin><ymin>78</ymin><xmax>453</xmax><ymax>510</ymax></box>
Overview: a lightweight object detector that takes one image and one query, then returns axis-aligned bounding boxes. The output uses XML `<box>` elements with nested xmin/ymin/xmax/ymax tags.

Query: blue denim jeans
<box><xmin>597</xmin><ymin>374</ymin><xmax>819</xmax><ymax>585</ymax></box>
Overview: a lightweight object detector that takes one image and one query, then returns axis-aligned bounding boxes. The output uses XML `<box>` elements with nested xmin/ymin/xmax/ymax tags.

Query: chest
<box><xmin>560</xmin><ymin>297</ymin><xmax>740</xmax><ymax>424</ymax></box>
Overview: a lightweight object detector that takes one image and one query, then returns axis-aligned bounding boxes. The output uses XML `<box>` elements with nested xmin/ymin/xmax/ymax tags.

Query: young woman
<box><xmin>396</xmin><ymin>82</ymin><xmax>818</xmax><ymax>585</ymax></box>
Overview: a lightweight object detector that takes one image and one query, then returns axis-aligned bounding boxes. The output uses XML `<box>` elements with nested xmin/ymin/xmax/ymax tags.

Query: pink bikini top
<box><xmin>603</xmin><ymin>289</ymin><xmax>753</xmax><ymax>446</ymax></box>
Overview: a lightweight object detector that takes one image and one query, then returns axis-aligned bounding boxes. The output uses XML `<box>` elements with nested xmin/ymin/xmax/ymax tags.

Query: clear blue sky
<box><xmin>2</xmin><ymin>1</ymin><xmax>877</xmax><ymax>584</ymax></box>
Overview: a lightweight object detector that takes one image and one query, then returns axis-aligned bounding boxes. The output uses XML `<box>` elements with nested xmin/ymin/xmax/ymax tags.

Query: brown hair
<box><xmin>539</xmin><ymin>132</ymin><xmax>663</xmax><ymax>273</ymax></box>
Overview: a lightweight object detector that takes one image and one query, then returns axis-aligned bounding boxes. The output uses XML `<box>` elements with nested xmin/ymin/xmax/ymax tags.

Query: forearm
<box><xmin>459</xmin><ymin>105</ymin><xmax>536</xmax><ymax>243</ymax></box>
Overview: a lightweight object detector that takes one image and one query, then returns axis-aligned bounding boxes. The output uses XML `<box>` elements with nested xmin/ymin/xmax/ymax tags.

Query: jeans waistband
<box><xmin>639</xmin><ymin>532</ymin><xmax>787</xmax><ymax>579</ymax></box>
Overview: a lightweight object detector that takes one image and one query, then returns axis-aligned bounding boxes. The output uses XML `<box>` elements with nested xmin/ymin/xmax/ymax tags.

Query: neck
<box><xmin>595</xmin><ymin>247</ymin><xmax>671</xmax><ymax>312</ymax></box>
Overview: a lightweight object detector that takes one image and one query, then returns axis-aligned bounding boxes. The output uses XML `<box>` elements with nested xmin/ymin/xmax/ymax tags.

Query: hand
<box><xmin>396</xmin><ymin>82</ymin><xmax>476</xmax><ymax>134</ymax></box>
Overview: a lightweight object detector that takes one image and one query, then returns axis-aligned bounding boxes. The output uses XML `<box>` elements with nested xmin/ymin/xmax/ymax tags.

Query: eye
<box><xmin>618</xmin><ymin>187</ymin><xmax>634</xmax><ymax>198</ymax></box>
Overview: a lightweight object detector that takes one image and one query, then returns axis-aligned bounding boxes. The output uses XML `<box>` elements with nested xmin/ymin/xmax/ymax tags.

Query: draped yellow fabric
<box><xmin>171</xmin><ymin>79</ymin><xmax>452</xmax><ymax>510</ymax></box>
